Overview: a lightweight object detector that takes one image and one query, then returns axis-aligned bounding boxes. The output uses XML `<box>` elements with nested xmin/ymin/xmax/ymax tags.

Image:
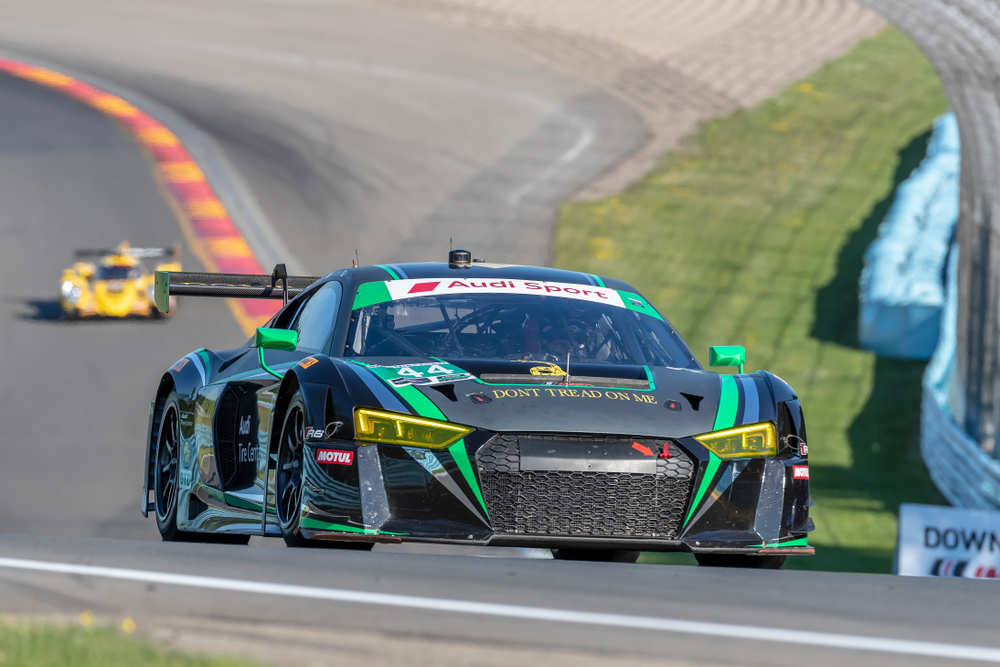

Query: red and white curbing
<box><xmin>0</xmin><ymin>58</ymin><xmax>280</xmax><ymax>335</ymax></box>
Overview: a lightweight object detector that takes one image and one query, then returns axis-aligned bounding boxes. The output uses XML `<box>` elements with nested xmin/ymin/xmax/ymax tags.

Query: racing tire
<box><xmin>694</xmin><ymin>553</ymin><xmax>787</xmax><ymax>569</ymax></box>
<box><xmin>551</xmin><ymin>549</ymin><xmax>640</xmax><ymax>563</ymax></box>
<box><xmin>154</xmin><ymin>390</ymin><xmax>186</xmax><ymax>541</ymax></box>
<box><xmin>276</xmin><ymin>389</ymin><xmax>373</xmax><ymax>551</ymax></box>
<box><xmin>155</xmin><ymin>390</ymin><xmax>250</xmax><ymax>545</ymax></box>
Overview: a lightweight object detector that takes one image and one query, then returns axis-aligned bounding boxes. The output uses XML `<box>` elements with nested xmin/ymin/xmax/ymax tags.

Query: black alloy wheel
<box><xmin>154</xmin><ymin>391</ymin><xmax>182</xmax><ymax>541</ymax></box>
<box><xmin>694</xmin><ymin>553</ymin><xmax>787</xmax><ymax>569</ymax></box>
<box><xmin>551</xmin><ymin>549</ymin><xmax>641</xmax><ymax>563</ymax></box>
<box><xmin>276</xmin><ymin>390</ymin><xmax>372</xmax><ymax>550</ymax></box>
<box><xmin>277</xmin><ymin>399</ymin><xmax>306</xmax><ymax>536</ymax></box>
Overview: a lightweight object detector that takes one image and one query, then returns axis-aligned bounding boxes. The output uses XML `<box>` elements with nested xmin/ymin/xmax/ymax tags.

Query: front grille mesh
<box><xmin>477</xmin><ymin>434</ymin><xmax>695</xmax><ymax>538</ymax></box>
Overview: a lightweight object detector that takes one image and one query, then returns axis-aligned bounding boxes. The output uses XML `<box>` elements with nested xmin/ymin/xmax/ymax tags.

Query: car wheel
<box><xmin>551</xmin><ymin>549</ymin><xmax>640</xmax><ymax>563</ymax></box>
<box><xmin>154</xmin><ymin>391</ymin><xmax>185</xmax><ymax>541</ymax></box>
<box><xmin>276</xmin><ymin>390</ymin><xmax>372</xmax><ymax>550</ymax></box>
<box><xmin>155</xmin><ymin>390</ymin><xmax>249</xmax><ymax>545</ymax></box>
<box><xmin>694</xmin><ymin>553</ymin><xmax>787</xmax><ymax>569</ymax></box>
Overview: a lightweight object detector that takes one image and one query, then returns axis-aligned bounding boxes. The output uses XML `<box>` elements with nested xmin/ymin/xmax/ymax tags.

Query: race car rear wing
<box><xmin>74</xmin><ymin>245</ymin><xmax>180</xmax><ymax>260</ymax></box>
<box><xmin>154</xmin><ymin>264</ymin><xmax>321</xmax><ymax>313</ymax></box>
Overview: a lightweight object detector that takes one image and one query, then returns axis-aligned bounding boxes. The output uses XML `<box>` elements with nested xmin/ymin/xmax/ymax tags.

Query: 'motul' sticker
<box><xmin>384</xmin><ymin>279</ymin><xmax>625</xmax><ymax>308</ymax></box>
<box><xmin>317</xmin><ymin>449</ymin><xmax>354</xmax><ymax>465</ymax></box>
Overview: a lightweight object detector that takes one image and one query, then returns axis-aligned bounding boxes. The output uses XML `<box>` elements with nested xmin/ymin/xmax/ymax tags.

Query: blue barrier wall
<box><xmin>858</xmin><ymin>112</ymin><xmax>959</xmax><ymax>359</ymax></box>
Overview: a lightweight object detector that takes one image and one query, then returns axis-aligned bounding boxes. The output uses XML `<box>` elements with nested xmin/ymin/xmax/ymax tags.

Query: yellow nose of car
<box><xmin>93</xmin><ymin>280</ymin><xmax>141</xmax><ymax>317</ymax></box>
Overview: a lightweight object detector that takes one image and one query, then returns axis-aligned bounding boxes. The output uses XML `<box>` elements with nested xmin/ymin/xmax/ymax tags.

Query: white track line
<box><xmin>0</xmin><ymin>556</ymin><xmax>997</xmax><ymax>662</ymax></box>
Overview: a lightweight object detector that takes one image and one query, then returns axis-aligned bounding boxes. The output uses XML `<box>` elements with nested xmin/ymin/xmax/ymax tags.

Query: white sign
<box><xmin>384</xmin><ymin>278</ymin><xmax>625</xmax><ymax>308</ymax></box>
<box><xmin>896</xmin><ymin>503</ymin><xmax>1000</xmax><ymax>579</ymax></box>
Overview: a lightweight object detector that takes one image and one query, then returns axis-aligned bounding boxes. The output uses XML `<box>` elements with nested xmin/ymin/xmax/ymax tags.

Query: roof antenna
<box><xmin>565</xmin><ymin>349</ymin><xmax>571</xmax><ymax>385</ymax></box>
<box><xmin>450</xmin><ymin>238</ymin><xmax>453</xmax><ymax>252</ymax></box>
<box><xmin>352</xmin><ymin>249</ymin><xmax>359</xmax><ymax>268</ymax></box>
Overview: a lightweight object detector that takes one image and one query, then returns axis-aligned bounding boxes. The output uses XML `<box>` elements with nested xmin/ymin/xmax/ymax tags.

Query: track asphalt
<box><xmin>0</xmin><ymin>535</ymin><xmax>998</xmax><ymax>666</ymax></box>
<box><xmin>0</xmin><ymin>2</ymin><xmax>990</xmax><ymax>666</ymax></box>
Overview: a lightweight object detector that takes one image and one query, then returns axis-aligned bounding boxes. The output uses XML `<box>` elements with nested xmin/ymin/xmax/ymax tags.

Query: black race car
<box><xmin>143</xmin><ymin>251</ymin><xmax>813</xmax><ymax>567</ymax></box>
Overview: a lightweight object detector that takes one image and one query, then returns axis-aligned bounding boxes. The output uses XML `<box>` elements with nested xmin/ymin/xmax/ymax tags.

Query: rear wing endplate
<box><xmin>154</xmin><ymin>264</ymin><xmax>321</xmax><ymax>314</ymax></box>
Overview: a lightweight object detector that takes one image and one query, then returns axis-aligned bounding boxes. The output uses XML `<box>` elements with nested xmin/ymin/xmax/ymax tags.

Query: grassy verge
<box><xmin>0</xmin><ymin>618</ymin><xmax>251</xmax><ymax>667</ymax></box>
<box><xmin>553</xmin><ymin>28</ymin><xmax>949</xmax><ymax>573</ymax></box>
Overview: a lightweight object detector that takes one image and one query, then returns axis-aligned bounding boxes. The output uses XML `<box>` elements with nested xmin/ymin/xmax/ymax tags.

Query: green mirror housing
<box><xmin>256</xmin><ymin>328</ymin><xmax>298</xmax><ymax>380</ymax></box>
<box><xmin>255</xmin><ymin>327</ymin><xmax>298</xmax><ymax>350</ymax></box>
<box><xmin>709</xmin><ymin>345</ymin><xmax>746</xmax><ymax>374</ymax></box>
<box><xmin>154</xmin><ymin>271</ymin><xmax>170</xmax><ymax>314</ymax></box>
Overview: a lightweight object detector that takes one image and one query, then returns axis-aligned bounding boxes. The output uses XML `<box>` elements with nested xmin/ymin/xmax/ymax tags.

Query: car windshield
<box><xmin>344</xmin><ymin>290</ymin><xmax>697</xmax><ymax>369</ymax></box>
<box><xmin>97</xmin><ymin>264</ymin><xmax>139</xmax><ymax>280</ymax></box>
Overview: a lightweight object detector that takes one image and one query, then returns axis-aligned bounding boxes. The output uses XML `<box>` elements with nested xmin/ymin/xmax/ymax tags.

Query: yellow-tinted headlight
<box><xmin>694</xmin><ymin>422</ymin><xmax>777</xmax><ymax>459</ymax></box>
<box><xmin>354</xmin><ymin>408</ymin><xmax>473</xmax><ymax>449</ymax></box>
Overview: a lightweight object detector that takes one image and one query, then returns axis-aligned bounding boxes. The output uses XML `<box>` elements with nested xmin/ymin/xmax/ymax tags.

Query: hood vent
<box><xmin>479</xmin><ymin>374</ymin><xmax>649</xmax><ymax>390</ymax></box>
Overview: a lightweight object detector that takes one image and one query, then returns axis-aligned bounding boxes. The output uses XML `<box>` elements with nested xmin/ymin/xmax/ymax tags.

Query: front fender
<box><xmin>141</xmin><ymin>353</ymin><xmax>211</xmax><ymax>517</ymax></box>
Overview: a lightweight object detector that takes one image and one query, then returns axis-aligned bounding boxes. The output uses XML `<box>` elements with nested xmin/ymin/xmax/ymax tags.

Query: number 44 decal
<box><xmin>397</xmin><ymin>364</ymin><xmax>451</xmax><ymax>378</ymax></box>
<box><xmin>377</xmin><ymin>363</ymin><xmax>476</xmax><ymax>387</ymax></box>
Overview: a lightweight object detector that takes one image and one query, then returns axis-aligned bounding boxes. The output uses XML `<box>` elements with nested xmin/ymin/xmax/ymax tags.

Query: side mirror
<box><xmin>255</xmin><ymin>327</ymin><xmax>298</xmax><ymax>350</ymax></box>
<box><xmin>256</xmin><ymin>328</ymin><xmax>298</xmax><ymax>379</ymax></box>
<box><xmin>709</xmin><ymin>345</ymin><xmax>745</xmax><ymax>374</ymax></box>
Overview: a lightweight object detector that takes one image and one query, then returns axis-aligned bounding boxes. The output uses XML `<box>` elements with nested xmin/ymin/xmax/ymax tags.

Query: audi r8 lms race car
<box><xmin>143</xmin><ymin>251</ymin><xmax>813</xmax><ymax>567</ymax></box>
<box><xmin>60</xmin><ymin>242</ymin><xmax>181</xmax><ymax>320</ymax></box>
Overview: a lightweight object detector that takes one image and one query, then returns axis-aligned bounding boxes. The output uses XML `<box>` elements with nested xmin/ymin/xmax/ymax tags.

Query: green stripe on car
<box><xmin>377</xmin><ymin>265</ymin><xmax>401</xmax><ymax>280</ymax></box>
<box><xmin>449</xmin><ymin>440</ymin><xmax>489</xmax><ymax>518</ymax></box>
<box><xmin>617</xmin><ymin>290</ymin><xmax>664</xmax><ymax>321</ymax></box>
<box><xmin>197</xmin><ymin>349</ymin><xmax>211</xmax><ymax>378</ymax></box>
<box><xmin>752</xmin><ymin>537</ymin><xmax>810</xmax><ymax>548</ymax></box>
<box><xmin>713</xmin><ymin>375</ymin><xmax>739</xmax><ymax>430</ymax></box>
<box><xmin>684</xmin><ymin>452</ymin><xmax>721</xmax><ymax>527</ymax></box>
<box><xmin>353</xmin><ymin>281</ymin><xmax>392</xmax><ymax>310</ymax></box>
<box><xmin>300</xmin><ymin>517</ymin><xmax>406</xmax><ymax>535</ymax></box>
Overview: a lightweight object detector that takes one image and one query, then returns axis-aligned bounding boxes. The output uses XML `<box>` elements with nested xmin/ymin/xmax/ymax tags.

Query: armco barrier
<box><xmin>858</xmin><ymin>112</ymin><xmax>959</xmax><ymax>359</ymax></box>
<box><xmin>922</xmin><ymin>246</ymin><xmax>1000</xmax><ymax>509</ymax></box>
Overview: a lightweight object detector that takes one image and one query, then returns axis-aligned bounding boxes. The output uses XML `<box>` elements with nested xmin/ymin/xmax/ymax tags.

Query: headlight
<box><xmin>354</xmin><ymin>408</ymin><xmax>473</xmax><ymax>449</ymax></box>
<box><xmin>694</xmin><ymin>422</ymin><xmax>777</xmax><ymax>459</ymax></box>
<box><xmin>61</xmin><ymin>281</ymin><xmax>82</xmax><ymax>303</ymax></box>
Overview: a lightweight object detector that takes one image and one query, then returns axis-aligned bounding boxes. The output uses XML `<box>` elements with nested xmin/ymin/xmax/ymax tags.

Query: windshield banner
<box><xmin>383</xmin><ymin>278</ymin><xmax>625</xmax><ymax>308</ymax></box>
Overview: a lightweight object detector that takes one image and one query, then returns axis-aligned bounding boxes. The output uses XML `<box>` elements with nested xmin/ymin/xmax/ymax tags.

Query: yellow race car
<box><xmin>60</xmin><ymin>242</ymin><xmax>181</xmax><ymax>320</ymax></box>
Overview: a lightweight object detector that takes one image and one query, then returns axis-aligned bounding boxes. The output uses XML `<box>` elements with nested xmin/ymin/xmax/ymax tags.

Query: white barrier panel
<box><xmin>896</xmin><ymin>503</ymin><xmax>1000</xmax><ymax>579</ymax></box>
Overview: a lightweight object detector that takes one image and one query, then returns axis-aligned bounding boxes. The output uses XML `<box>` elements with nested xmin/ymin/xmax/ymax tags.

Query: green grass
<box><xmin>0</xmin><ymin>620</ymin><xmax>251</xmax><ymax>667</ymax></box>
<box><xmin>554</xmin><ymin>28</ymin><xmax>949</xmax><ymax>573</ymax></box>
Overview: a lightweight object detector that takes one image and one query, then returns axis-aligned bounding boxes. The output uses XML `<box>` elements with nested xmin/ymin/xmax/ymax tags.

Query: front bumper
<box><xmin>299</xmin><ymin>430</ymin><xmax>812</xmax><ymax>553</ymax></box>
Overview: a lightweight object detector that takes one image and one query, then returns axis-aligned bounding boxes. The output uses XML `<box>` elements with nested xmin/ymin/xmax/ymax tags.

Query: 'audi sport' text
<box><xmin>384</xmin><ymin>278</ymin><xmax>626</xmax><ymax>309</ymax></box>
